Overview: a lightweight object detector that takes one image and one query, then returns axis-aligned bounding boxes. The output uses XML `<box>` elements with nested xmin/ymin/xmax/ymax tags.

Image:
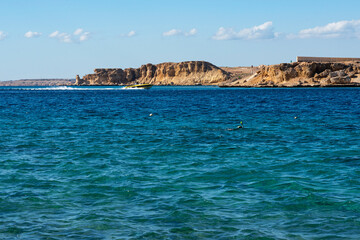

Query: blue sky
<box><xmin>1</xmin><ymin>0</ymin><xmax>360</xmax><ymax>80</ymax></box>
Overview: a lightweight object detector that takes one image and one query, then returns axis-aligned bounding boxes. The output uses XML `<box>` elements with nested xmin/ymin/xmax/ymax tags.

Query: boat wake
<box><xmin>120</xmin><ymin>87</ymin><xmax>146</xmax><ymax>90</ymax></box>
<box><xmin>18</xmin><ymin>86</ymin><xmax>126</xmax><ymax>91</ymax></box>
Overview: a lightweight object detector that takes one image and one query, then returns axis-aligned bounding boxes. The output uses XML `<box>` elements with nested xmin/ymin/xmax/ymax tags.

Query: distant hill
<box><xmin>0</xmin><ymin>79</ymin><xmax>75</xmax><ymax>86</ymax></box>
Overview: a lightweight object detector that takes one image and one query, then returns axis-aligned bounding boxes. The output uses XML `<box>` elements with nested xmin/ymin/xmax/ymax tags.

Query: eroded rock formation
<box><xmin>223</xmin><ymin>61</ymin><xmax>360</xmax><ymax>87</ymax></box>
<box><xmin>76</xmin><ymin>61</ymin><xmax>230</xmax><ymax>86</ymax></box>
<box><xmin>77</xmin><ymin>61</ymin><xmax>360</xmax><ymax>87</ymax></box>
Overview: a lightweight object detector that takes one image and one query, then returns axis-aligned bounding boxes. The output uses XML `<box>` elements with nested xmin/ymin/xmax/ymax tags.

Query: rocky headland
<box><xmin>76</xmin><ymin>61</ymin><xmax>230</xmax><ymax>86</ymax></box>
<box><xmin>221</xmin><ymin>61</ymin><xmax>360</xmax><ymax>87</ymax></box>
<box><xmin>2</xmin><ymin>61</ymin><xmax>358</xmax><ymax>87</ymax></box>
<box><xmin>76</xmin><ymin>60</ymin><xmax>360</xmax><ymax>87</ymax></box>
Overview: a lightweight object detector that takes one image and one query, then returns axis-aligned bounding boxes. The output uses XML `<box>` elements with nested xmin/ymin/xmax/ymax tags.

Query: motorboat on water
<box><xmin>124</xmin><ymin>84</ymin><xmax>153</xmax><ymax>89</ymax></box>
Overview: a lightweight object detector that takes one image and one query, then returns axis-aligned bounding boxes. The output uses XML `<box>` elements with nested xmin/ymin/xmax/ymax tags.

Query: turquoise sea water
<box><xmin>0</xmin><ymin>86</ymin><xmax>359</xmax><ymax>239</ymax></box>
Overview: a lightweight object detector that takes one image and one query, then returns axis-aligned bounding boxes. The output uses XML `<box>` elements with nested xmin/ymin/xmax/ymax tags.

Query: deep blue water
<box><xmin>0</xmin><ymin>86</ymin><xmax>359</xmax><ymax>239</ymax></box>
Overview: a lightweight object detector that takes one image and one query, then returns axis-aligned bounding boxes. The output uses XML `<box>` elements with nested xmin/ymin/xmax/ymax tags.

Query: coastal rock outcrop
<box><xmin>223</xmin><ymin>61</ymin><xmax>360</xmax><ymax>87</ymax></box>
<box><xmin>76</xmin><ymin>61</ymin><xmax>230</xmax><ymax>86</ymax></box>
<box><xmin>76</xmin><ymin>60</ymin><xmax>360</xmax><ymax>87</ymax></box>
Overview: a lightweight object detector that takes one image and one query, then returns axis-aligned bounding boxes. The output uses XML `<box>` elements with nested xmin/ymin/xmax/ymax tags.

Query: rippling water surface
<box><xmin>0</xmin><ymin>86</ymin><xmax>359</xmax><ymax>239</ymax></box>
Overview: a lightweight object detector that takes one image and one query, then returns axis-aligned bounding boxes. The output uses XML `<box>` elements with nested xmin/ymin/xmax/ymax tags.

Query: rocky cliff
<box><xmin>222</xmin><ymin>62</ymin><xmax>360</xmax><ymax>87</ymax></box>
<box><xmin>76</xmin><ymin>61</ymin><xmax>230</xmax><ymax>86</ymax></box>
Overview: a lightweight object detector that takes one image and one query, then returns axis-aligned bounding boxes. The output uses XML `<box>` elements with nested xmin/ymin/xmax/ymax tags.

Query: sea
<box><xmin>0</xmin><ymin>86</ymin><xmax>359</xmax><ymax>239</ymax></box>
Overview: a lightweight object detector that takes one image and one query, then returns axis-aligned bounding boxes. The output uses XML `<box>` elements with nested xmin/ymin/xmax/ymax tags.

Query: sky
<box><xmin>1</xmin><ymin>0</ymin><xmax>360</xmax><ymax>81</ymax></box>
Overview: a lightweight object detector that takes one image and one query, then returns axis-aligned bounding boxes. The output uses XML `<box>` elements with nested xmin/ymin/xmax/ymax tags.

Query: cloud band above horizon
<box><xmin>1</xmin><ymin>19</ymin><xmax>360</xmax><ymax>43</ymax></box>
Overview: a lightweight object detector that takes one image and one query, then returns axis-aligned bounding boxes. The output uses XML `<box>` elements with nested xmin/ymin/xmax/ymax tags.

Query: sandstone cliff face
<box><xmin>224</xmin><ymin>62</ymin><xmax>360</xmax><ymax>87</ymax></box>
<box><xmin>76</xmin><ymin>61</ymin><xmax>230</xmax><ymax>86</ymax></box>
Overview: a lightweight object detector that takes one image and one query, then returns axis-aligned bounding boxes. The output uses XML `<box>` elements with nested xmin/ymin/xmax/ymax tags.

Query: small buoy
<box><xmin>294</xmin><ymin>116</ymin><xmax>298</xmax><ymax>119</ymax></box>
<box><xmin>149</xmin><ymin>113</ymin><xmax>153</xmax><ymax>117</ymax></box>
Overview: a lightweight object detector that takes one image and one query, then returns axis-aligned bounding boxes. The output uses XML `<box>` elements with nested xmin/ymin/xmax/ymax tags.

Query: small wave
<box><xmin>39</xmin><ymin>86</ymin><xmax>76</xmax><ymax>90</ymax></box>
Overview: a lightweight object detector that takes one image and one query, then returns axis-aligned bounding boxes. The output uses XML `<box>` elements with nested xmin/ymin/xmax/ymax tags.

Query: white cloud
<box><xmin>49</xmin><ymin>31</ymin><xmax>60</xmax><ymax>38</ymax></box>
<box><xmin>59</xmin><ymin>33</ymin><xmax>72</xmax><ymax>43</ymax></box>
<box><xmin>49</xmin><ymin>31</ymin><xmax>72</xmax><ymax>43</ymax></box>
<box><xmin>24</xmin><ymin>31</ymin><xmax>42</xmax><ymax>38</ymax></box>
<box><xmin>294</xmin><ymin>19</ymin><xmax>360</xmax><ymax>39</ymax></box>
<box><xmin>79</xmin><ymin>32</ymin><xmax>90</xmax><ymax>42</ymax></box>
<box><xmin>121</xmin><ymin>30</ymin><xmax>136</xmax><ymax>37</ymax></box>
<box><xmin>163</xmin><ymin>28</ymin><xmax>198</xmax><ymax>37</ymax></box>
<box><xmin>127</xmin><ymin>30</ymin><xmax>136</xmax><ymax>37</ymax></box>
<box><xmin>0</xmin><ymin>31</ymin><xmax>7</xmax><ymax>40</ymax></box>
<box><xmin>73</xmin><ymin>28</ymin><xmax>84</xmax><ymax>36</ymax></box>
<box><xmin>163</xmin><ymin>29</ymin><xmax>182</xmax><ymax>37</ymax></box>
<box><xmin>49</xmin><ymin>29</ymin><xmax>91</xmax><ymax>43</ymax></box>
<box><xmin>213</xmin><ymin>21</ymin><xmax>277</xmax><ymax>40</ymax></box>
<box><xmin>185</xmin><ymin>28</ymin><xmax>197</xmax><ymax>36</ymax></box>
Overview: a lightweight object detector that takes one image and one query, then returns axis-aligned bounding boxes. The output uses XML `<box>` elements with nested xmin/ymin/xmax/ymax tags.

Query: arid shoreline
<box><xmin>1</xmin><ymin>60</ymin><xmax>360</xmax><ymax>87</ymax></box>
